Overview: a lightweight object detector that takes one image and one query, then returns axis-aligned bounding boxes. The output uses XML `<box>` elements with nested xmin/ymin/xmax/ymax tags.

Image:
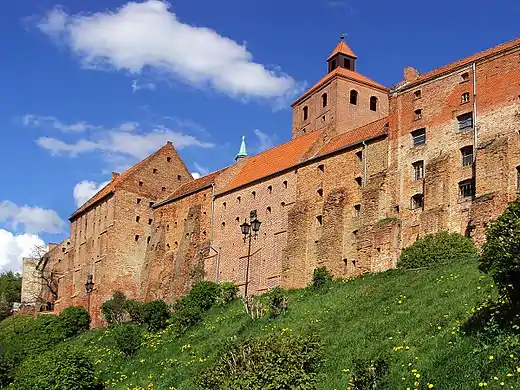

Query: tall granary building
<box><xmin>23</xmin><ymin>37</ymin><xmax>520</xmax><ymax>326</ymax></box>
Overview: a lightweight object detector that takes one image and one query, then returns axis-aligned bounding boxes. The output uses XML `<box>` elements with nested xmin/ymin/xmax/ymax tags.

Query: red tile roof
<box><xmin>319</xmin><ymin>118</ymin><xmax>389</xmax><ymax>156</ymax></box>
<box><xmin>70</xmin><ymin>142</ymin><xmax>177</xmax><ymax>219</ymax></box>
<box><xmin>292</xmin><ymin>67</ymin><xmax>387</xmax><ymax>106</ymax></box>
<box><xmin>327</xmin><ymin>40</ymin><xmax>357</xmax><ymax>60</ymax></box>
<box><xmin>162</xmin><ymin>168</ymin><xmax>228</xmax><ymax>202</ymax></box>
<box><xmin>401</xmin><ymin>36</ymin><xmax>520</xmax><ymax>89</ymax></box>
<box><xmin>223</xmin><ymin>130</ymin><xmax>322</xmax><ymax>192</ymax></box>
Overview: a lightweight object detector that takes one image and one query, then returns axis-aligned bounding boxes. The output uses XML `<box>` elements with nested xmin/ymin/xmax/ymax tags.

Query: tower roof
<box><xmin>235</xmin><ymin>135</ymin><xmax>248</xmax><ymax>161</ymax></box>
<box><xmin>327</xmin><ymin>39</ymin><xmax>357</xmax><ymax>60</ymax></box>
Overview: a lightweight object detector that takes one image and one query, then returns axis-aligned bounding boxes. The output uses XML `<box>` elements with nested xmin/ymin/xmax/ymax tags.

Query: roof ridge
<box><xmin>246</xmin><ymin>129</ymin><xmax>321</xmax><ymax>159</ymax></box>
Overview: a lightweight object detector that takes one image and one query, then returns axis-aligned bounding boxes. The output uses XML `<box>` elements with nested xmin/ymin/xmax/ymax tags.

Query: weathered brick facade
<box><xmin>24</xmin><ymin>37</ymin><xmax>520</xmax><ymax>326</ymax></box>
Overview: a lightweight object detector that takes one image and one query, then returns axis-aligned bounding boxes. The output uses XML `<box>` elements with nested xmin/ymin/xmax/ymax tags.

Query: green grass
<box><xmin>3</xmin><ymin>259</ymin><xmax>520</xmax><ymax>389</ymax></box>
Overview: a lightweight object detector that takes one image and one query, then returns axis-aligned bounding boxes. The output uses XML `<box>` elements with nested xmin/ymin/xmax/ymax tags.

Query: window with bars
<box><xmin>412</xmin><ymin>160</ymin><xmax>424</xmax><ymax>180</ymax></box>
<box><xmin>461</xmin><ymin>92</ymin><xmax>470</xmax><ymax>103</ymax></box>
<box><xmin>461</xmin><ymin>146</ymin><xmax>473</xmax><ymax>167</ymax></box>
<box><xmin>457</xmin><ymin>112</ymin><xmax>473</xmax><ymax>131</ymax></box>
<box><xmin>411</xmin><ymin>128</ymin><xmax>426</xmax><ymax>147</ymax></box>
<box><xmin>459</xmin><ymin>179</ymin><xmax>475</xmax><ymax>199</ymax></box>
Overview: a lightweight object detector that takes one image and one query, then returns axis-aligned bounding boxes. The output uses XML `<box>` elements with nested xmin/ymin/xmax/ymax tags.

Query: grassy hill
<box><xmin>2</xmin><ymin>258</ymin><xmax>520</xmax><ymax>389</ymax></box>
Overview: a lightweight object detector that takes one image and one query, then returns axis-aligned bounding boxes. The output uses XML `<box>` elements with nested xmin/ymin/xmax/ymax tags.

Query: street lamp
<box><xmin>240</xmin><ymin>210</ymin><xmax>262</xmax><ymax>297</ymax></box>
<box><xmin>85</xmin><ymin>275</ymin><xmax>94</xmax><ymax>319</ymax></box>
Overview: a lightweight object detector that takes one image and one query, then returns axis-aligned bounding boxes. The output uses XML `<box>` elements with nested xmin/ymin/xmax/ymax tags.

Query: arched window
<box><xmin>303</xmin><ymin>106</ymin><xmax>308</xmax><ymax>121</ymax></box>
<box><xmin>350</xmin><ymin>90</ymin><xmax>358</xmax><ymax>105</ymax></box>
<box><xmin>322</xmin><ymin>93</ymin><xmax>328</xmax><ymax>108</ymax></box>
<box><xmin>370</xmin><ymin>96</ymin><xmax>378</xmax><ymax>111</ymax></box>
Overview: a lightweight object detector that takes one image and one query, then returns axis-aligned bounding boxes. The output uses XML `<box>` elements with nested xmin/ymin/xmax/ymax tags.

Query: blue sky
<box><xmin>0</xmin><ymin>0</ymin><xmax>518</xmax><ymax>272</ymax></box>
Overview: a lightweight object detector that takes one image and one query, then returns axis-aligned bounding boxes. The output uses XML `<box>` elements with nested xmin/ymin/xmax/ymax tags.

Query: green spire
<box><xmin>235</xmin><ymin>135</ymin><xmax>248</xmax><ymax>161</ymax></box>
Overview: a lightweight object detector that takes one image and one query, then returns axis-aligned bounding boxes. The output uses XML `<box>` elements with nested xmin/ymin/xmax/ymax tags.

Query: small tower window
<box><xmin>237</xmin><ymin>196</ymin><xmax>241</xmax><ymax>204</ymax></box>
<box><xmin>223</xmin><ymin>202</ymin><xmax>227</xmax><ymax>209</ymax></box>
<box><xmin>283</xmin><ymin>180</ymin><xmax>288</xmax><ymax>189</ymax></box>
<box><xmin>267</xmin><ymin>185</ymin><xmax>272</xmax><ymax>194</ymax></box>
<box><xmin>414</xmin><ymin>90</ymin><xmax>422</xmax><ymax>99</ymax></box>
<box><xmin>162</xmin><ymin>186</ymin><xmax>166</xmax><ymax>192</ymax></box>
<box><xmin>303</xmin><ymin>106</ymin><xmax>308</xmax><ymax>121</ymax></box>
<box><xmin>136</xmin><ymin>198</ymin><xmax>141</xmax><ymax>204</ymax></box>
<box><xmin>461</xmin><ymin>92</ymin><xmax>470</xmax><ymax>103</ymax></box>
<box><xmin>153</xmin><ymin>168</ymin><xmax>158</xmax><ymax>174</ymax></box>
<box><xmin>411</xmin><ymin>128</ymin><xmax>426</xmax><ymax>147</ymax></box>
<box><xmin>139</xmin><ymin>180</ymin><xmax>143</xmax><ymax>187</ymax></box>
<box><xmin>167</xmin><ymin>157</ymin><xmax>171</xmax><ymax>162</ymax></box>
<box><xmin>317</xmin><ymin>188</ymin><xmax>323</xmax><ymax>197</ymax></box>
<box><xmin>148</xmin><ymin>218</ymin><xmax>152</xmax><ymax>225</ymax></box>
<box><xmin>316</xmin><ymin>215</ymin><xmax>323</xmax><ymax>226</ymax></box>
<box><xmin>414</xmin><ymin>109</ymin><xmax>422</xmax><ymax>120</ymax></box>
<box><xmin>343</xmin><ymin>58</ymin><xmax>351</xmax><ymax>70</ymax></box>
<box><xmin>355</xmin><ymin>176</ymin><xmax>362</xmax><ymax>187</ymax></box>
<box><xmin>461</xmin><ymin>146</ymin><xmax>473</xmax><ymax>167</ymax></box>
<box><xmin>135</xmin><ymin>235</ymin><xmax>140</xmax><ymax>242</ymax></box>
<box><xmin>318</xmin><ymin>164</ymin><xmax>325</xmax><ymax>172</ymax></box>
<box><xmin>267</xmin><ymin>206</ymin><xmax>272</xmax><ymax>213</ymax></box>
<box><xmin>136</xmin><ymin>216</ymin><xmax>140</xmax><ymax>223</ymax></box>
<box><xmin>252</xmin><ymin>191</ymin><xmax>256</xmax><ymax>199</ymax></box>
<box><xmin>461</xmin><ymin>72</ymin><xmax>470</xmax><ymax>82</ymax></box>
<box><xmin>459</xmin><ymin>179</ymin><xmax>475</xmax><ymax>199</ymax></box>
<box><xmin>147</xmin><ymin>236</ymin><xmax>151</xmax><ymax>244</ymax></box>
<box><xmin>322</xmin><ymin>93</ymin><xmax>328</xmax><ymax>108</ymax></box>
<box><xmin>411</xmin><ymin>194</ymin><xmax>424</xmax><ymax>210</ymax></box>
<box><xmin>353</xmin><ymin>204</ymin><xmax>361</xmax><ymax>218</ymax></box>
<box><xmin>350</xmin><ymin>90</ymin><xmax>358</xmax><ymax>105</ymax></box>
<box><xmin>370</xmin><ymin>96</ymin><xmax>378</xmax><ymax>111</ymax></box>
<box><xmin>412</xmin><ymin>160</ymin><xmax>424</xmax><ymax>180</ymax></box>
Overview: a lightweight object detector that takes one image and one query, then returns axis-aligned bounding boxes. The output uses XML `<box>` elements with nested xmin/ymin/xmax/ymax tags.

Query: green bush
<box><xmin>13</xmin><ymin>343</ymin><xmax>99</xmax><ymax>390</ymax></box>
<box><xmin>398</xmin><ymin>231</ymin><xmax>477</xmax><ymax>269</ymax></box>
<box><xmin>268</xmin><ymin>287</ymin><xmax>288</xmax><ymax>317</ymax></box>
<box><xmin>349</xmin><ymin>357</ymin><xmax>390</xmax><ymax>389</ymax></box>
<box><xmin>216</xmin><ymin>282</ymin><xmax>238</xmax><ymax>307</ymax></box>
<box><xmin>113</xmin><ymin>323</ymin><xmax>143</xmax><ymax>357</ymax></box>
<box><xmin>142</xmin><ymin>300</ymin><xmax>170</xmax><ymax>332</ymax></box>
<box><xmin>312</xmin><ymin>266</ymin><xmax>333</xmax><ymax>289</ymax></box>
<box><xmin>171</xmin><ymin>299</ymin><xmax>203</xmax><ymax>333</ymax></box>
<box><xmin>124</xmin><ymin>299</ymin><xmax>144</xmax><ymax>325</ymax></box>
<box><xmin>101</xmin><ymin>291</ymin><xmax>127</xmax><ymax>324</ymax></box>
<box><xmin>198</xmin><ymin>331</ymin><xmax>324</xmax><ymax>389</ymax></box>
<box><xmin>58</xmin><ymin>306</ymin><xmax>90</xmax><ymax>338</ymax></box>
<box><xmin>188</xmin><ymin>281</ymin><xmax>219</xmax><ymax>311</ymax></box>
<box><xmin>480</xmin><ymin>198</ymin><xmax>520</xmax><ymax>305</ymax></box>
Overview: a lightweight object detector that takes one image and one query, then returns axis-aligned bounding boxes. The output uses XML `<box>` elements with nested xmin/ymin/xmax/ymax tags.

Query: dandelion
<box><xmin>489</xmin><ymin>355</ymin><xmax>494</xmax><ymax>360</ymax></box>
<box><xmin>428</xmin><ymin>384</ymin><xmax>434</xmax><ymax>388</ymax></box>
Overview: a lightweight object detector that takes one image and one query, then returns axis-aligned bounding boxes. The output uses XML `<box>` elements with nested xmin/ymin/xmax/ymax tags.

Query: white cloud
<box><xmin>132</xmin><ymin>80</ymin><xmax>156</xmax><ymax>93</ymax></box>
<box><xmin>73</xmin><ymin>180</ymin><xmax>110</xmax><ymax>208</ymax></box>
<box><xmin>0</xmin><ymin>201</ymin><xmax>65</xmax><ymax>235</ymax></box>
<box><xmin>22</xmin><ymin>114</ymin><xmax>98</xmax><ymax>132</ymax></box>
<box><xmin>35</xmin><ymin>1</ymin><xmax>300</xmax><ymax>102</ymax></box>
<box><xmin>253</xmin><ymin>129</ymin><xmax>276</xmax><ymax>153</ymax></box>
<box><xmin>191</xmin><ymin>172</ymin><xmax>201</xmax><ymax>179</ymax></box>
<box><xmin>0</xmin><ymin>230</ymin><xmax>45</xmax><ymax>273</ymax></box>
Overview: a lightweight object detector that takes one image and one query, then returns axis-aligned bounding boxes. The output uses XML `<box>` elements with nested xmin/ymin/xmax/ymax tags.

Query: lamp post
<box><xmin>240</xmin><ymin>210</ymin><xmax>262</xmax><ymax>297</ymax></box>
<box><xmin>85</xmin><ymin>275</ymin><xmax>94</xmax><ymax>318</ymax></box>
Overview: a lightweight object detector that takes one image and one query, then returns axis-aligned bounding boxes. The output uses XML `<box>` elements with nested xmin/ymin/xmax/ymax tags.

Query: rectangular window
<box><xmin>461</xmin><ymin>92</ymin><xmax>470</xmax><ymax>103</ymax></box>
<box><xmin>457</xmin><ymin>112</ymin><xmax>473</xmax><ymax>131</ymax></box>
<box><xmin>414</xmin><ymin>109</ymin><xmax>422</xmax><ymax>120</ymax></box>
<box><xmin>412</xmin><ymin>160</ymin><xmax>424</xmax><ymax>180</ymax></box>
<box><xmin>355</xmin><ymin>150</ymin><xmax>363</xmax><ymax>167</ymax></box>
<box><xmin>461</xmin><ymin>146</ymin><xmax>473</xmax><ymax>167</ymax></box>
<box><xmin>316</xmin><ymin>215</ymin><xmax>323</xmax><ymax>226</ymax></box>
<box><xmin>411</xmin><ymin>128</ymin><xmax>426</xmax><ymax>147</ymax></box>
<box><xmin>459</xmin><ymin>179</ymin><xmax>475</xmax><ymax>199</ymax></box>
<box><xmin>411</xmin><ymin>194</ymin><xmax>424</xmax><ymax>210</ymax></box>
<box><xmin>353</xmin><ymin>204</ymin><xmax>361</xmax><ymax>218</ymax></box>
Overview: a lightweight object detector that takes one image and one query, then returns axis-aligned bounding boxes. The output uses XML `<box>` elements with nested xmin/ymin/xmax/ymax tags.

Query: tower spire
<box><xmin>327</xmin><ymin>35</ymin><xmax>357</xmax><ymax>73</ymax></box>
<box><xmin>235</xmin><ymin>135</ymin><xmax>248</xmax><ymax>161</ymax></box>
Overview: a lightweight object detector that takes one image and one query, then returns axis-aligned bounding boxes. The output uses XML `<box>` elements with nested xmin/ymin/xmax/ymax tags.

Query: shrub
<box><xmin>101</xmin><ymin>291</ymin><xmax>127</xmax><ymax>324</ymax></box>
<box><xmin>188</xmin><ymin>281</ymin><xmax>219</xmax><ymax>311</ymax></box>
<box><xmin>141</xmin><ymin>300</ymin><xmax>170</xmax><ymax>332</ymax></box>
<box><xmin>216</xmin><ymin>282</ymin><xmax>238</xmax><ymax>307</ymax></box>
<box><xmin>312</xmin><ymin>266</ymin><xmax>333</xmax><ymax>289</ymax></box>
<box><xmin>480</xmin><ymin>198</ymin><xmax>520</xmax><ymax>305</ymax></box>
<box><xmin>171</xmin><ymin>298</ymin><xmax>203</xmax><ymax>333</ymax></box>
<box><xmin>398</xmin><ymin>231</ymin><xmax>477</xmax><ymax>269</ymax></box>
<box><xmin>13</xmin><ymin>343</ymin><xmax>99</xmax><ymax>390</ymax></box>
<box><xmin>124</xmin><ymin>299</ymin><xmax>144</xmax><ymax>325</ymax></box>
<box><xmin>198</xmin><ymin>331</ymin><xmax>324</xmax><ymax>389</ymax></box>
<box><xmin>267</xmin><ymin>287</ymin><xmax>288</xmax><ymax>317</ymax></box>
<box><xmin>58</xmin><ymin>306</ymin><xmax>90</xmax><ymax>338</ymax></box>
<box><xmin>113</xmin><ymin>323</ymin><xmax>143</xmax><ymax>357</ymax></box>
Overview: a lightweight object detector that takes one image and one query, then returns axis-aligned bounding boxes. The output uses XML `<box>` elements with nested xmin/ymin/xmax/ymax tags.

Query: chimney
<box><xmin>404</xmin><ymin>66</ymin><xmax>420</xmax><ymax>82</ymax></box>
<box><xmin>112</xmin><ymin>172</ymin><xmax>120</xmax><ymax>180</ymax></box>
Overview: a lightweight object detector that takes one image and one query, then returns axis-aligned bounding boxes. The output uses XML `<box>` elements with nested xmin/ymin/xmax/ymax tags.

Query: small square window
<box><xmin>353</xmin><ymin>204</ymin><xmax>361</xmax><ymax>218</ymax></box>
<box><xmin>411</xmin><ymin>128</ymin><xmax>426</xmax><ymax>147</ymax></box>
<box><xmin>461</xmin><ymin>72</ymin><xmax>470</xmax><ymax>82</ymax></box>
<box><xmin>177</xmin><ymin>175</ymin><xmax>182</xmax><ymax>181</ymax></box>
<box><xmin>459</xmin><ymin>179</ymin><xmax>475</xmax><ymax>199</ymax></box>
<box><xmin>414</xmin><ymin>90</ymin><xmax>422</xmax><ymax>99</ymax></box>
<box><xmin>167</xmin><ymin>157</ymin><xmax>171</xmax><ymax>162</ymax></box>
<box><xmin>414</xmin><ymin>109</ymin><xmax>422</xmax><ymax>120</ymax></box>
<box><xmin>153</xmin><ymin>168</ymin><xmax>158</xmax><ymax>174</ymax></box>
<box><xmin>461</xmin><ymin>146</ymin><xmax>473</xmax><ymax>167</ymax></box>
<box><xmin>411</xmin><ymin>194</ymin><xmax>424</xmax><ymax>210</ymax></box>
<box><xmin>162</xmin><ymin>186</ymin><xmax>166</xmax><ymax>192</ymax></box>
<box><xmin>461</xmin><ymin>92</ymin><xmax>470</xmax><ymax>103</ymax></box>
<box><xmin>412</xmin><ymin>160</ymin><xmax>424</xmax><ymax>180</ymax></box>
<box><xmin>457</xmin><ymin>112</ymin><xmax>473</xmax><ymax>130</ymax></box>
<box><xmin>136</xmin><ymin>198</ymin><xmax>141</xmax><ymax>204</ymax></box>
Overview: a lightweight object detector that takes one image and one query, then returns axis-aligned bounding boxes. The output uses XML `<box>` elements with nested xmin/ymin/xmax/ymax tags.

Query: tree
<box><xmin>480</xmin><ymin>198</ymin><xmax>520</xmax><ymax>306</ymax></box>
<box><xmin>0</xmin><ymin>271</ymin><xmax>21</xmax><ymax>321</ymax></box>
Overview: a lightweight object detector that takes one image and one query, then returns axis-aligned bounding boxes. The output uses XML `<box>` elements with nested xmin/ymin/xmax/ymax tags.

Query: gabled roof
<box><xmin>398</xmin><ymin>36</ymin><xmax>520</xmax><ymax>90</ymax></box>
<box><xmin>327</xmin><ymin>40</ymin><xmax>357</xmax><ymax>60</ymax></box>
<box><xmin>292</xmin><ymin>67</ymin><xmax>387</xmax><ymax>106</ymax></box>
<box><xmin>70</xmin><ymin>142</ymin><xmax>180</xmax><ymax>219</ymax></box>
<box><xmin>223</xmin><ymin>130</ymin><xmax>322</xmax><ymax>192</ymax></box>
<box><xmin>318</xmin><ymin>118</ymin><xmax>389</xmax><ymax>156</ymax></box>
<box><xmin>159</xmin><ymin>167</ymin><xmax>229</xmax><ymax>205</ymax></box>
